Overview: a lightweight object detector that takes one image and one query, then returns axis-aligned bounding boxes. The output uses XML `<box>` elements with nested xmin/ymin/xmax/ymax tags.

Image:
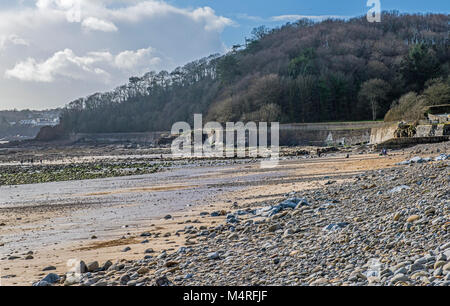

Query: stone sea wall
<box><xmin>279</xmin><ymin>122</ymin><xmax>385</xmax><ymax>146</ymax></box>
<box><xmin>68</xmin><ymin>122</ymin><xmax>390</xmax><ymax>147</ymax></box>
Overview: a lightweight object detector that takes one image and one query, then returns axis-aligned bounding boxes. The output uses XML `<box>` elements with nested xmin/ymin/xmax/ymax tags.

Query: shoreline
<box><xmin>0</xmin><ymin>142</ymin><xmax>448</xmax><ymax>286</ymax></box>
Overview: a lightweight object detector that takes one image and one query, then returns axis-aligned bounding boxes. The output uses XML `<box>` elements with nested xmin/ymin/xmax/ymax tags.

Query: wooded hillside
<box><xmin>60</xmin><ymin>12</ymin><xmax>449</xmax><ymax>133</ymax></box>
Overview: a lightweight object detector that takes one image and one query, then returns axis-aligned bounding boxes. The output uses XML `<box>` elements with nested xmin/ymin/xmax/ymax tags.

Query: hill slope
<box><xmin>60</xmin><ymin>12</ymin><xmax>449</xmax><ymax>133</ymax></box>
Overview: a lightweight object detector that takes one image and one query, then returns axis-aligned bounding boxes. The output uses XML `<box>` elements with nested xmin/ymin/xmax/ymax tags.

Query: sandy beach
<box><xmin>0</xmin><ymin>147</ymin><xmax>418</xmax><ymax>285</ymax></box>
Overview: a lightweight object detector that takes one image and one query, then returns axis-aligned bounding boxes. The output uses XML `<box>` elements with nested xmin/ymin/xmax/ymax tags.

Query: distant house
<box><xmin>18</xmin><ymin>117</ymin><xmax>59</xmax><ymax>127</ymax></box>
<box><xmin>19</xmin><ymin>119</ymin><xmax>37</xmax><ymax>125</ymax></box>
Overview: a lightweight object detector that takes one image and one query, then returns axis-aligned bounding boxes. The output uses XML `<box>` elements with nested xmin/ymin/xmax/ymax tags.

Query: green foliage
<box><xmin>288</xmin><ymin>48</ymin><xmax>316</xmax><ymax>78</ymax></box>
<box><xmin>0</xmin><ymin>162</ymin><xmax>168</xmax><ymax>186</ymax></box>
<box><xmin>217</xmin><ymin>55</ymin><xmax>240</xmax><ymax>84</ymax></box>
<box><xmin>400</xmin><ymin>43</ymin><xmax>441</xmax><ymax>91</ymax></box>
<box><xmin>358</xmin><ymin>79</ymin><xmax>391</xmax><ymax>120</ymax></box>
<box><xmin>384</xmin><ymin>78</ymin><xmax>450</xmax><ymax>121</ymax></box>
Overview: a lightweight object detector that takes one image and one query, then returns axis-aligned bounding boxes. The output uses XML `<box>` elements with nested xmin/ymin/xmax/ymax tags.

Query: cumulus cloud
<box><xmin>82</xmin><ymin>17</ymin><xmax>118</xmax><ymax>32</ymax></box>
<box><xmin>0</xmin><ymin>34</ymin><xmax>29</xmax><ymax>50</ymax></box>
<box><xmin>5</xmin><ymin>49</ymin><xmax>110</xmax><ymax>82</ymax></box>
<box><xmin>108</xmin><ymin>1</ymin><xmax>234</xmax><ymax>32</ymax></box>
<box><xmin>114</xmin><ymin>47</ymin><xmax>161</xmax><ymax>70</ymax></box>
<box><xmin>5</xmin><ymin>46</ymin><xmax>161</xmax><ymax>83</ymax></box>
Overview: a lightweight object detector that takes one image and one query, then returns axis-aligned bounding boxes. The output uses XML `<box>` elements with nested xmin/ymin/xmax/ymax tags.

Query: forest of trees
<box><xmin>60</xmin><ymin>12</ymin><xmax>449</xmax><ymax>133</ymax></box>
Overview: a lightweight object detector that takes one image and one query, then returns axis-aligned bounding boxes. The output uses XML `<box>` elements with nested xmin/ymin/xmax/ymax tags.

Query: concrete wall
<box><xmin>69</xmin><ymin>122</ymin><xmax>393</xmax><ymax>147</ymax></box>
<box><xmin>369</xmin><ymin>122</ymin><xmax>399</xmax><ymax>144</ymax></box>
<box><xmin>370</xmin><ymin>121</ymin><xmax>450</xmax><ymax>148</ymax></box>
<box><xmin>279</xmin><ymin>122</ymin><xmax>385</xmax><ymax>146</ymax></box>
<box><xmin>70</xmin><ymin>132</ymin><xmax>168</xmax><ymax>144</ymax></box>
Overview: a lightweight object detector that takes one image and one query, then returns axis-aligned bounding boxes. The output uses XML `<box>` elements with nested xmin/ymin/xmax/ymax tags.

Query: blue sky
<box><xmin>0</xmin><ymin>0</ymin><xmax>448</xmax><ymax>109</ymax></box>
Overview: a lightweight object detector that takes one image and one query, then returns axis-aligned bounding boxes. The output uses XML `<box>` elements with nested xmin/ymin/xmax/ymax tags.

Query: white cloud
<box><xmin>0</xmin><ymin>34</ymin><xmax>29</xmax><ymax>50</ymax></box>
<box><xmin>82</xmin><ymin>17</ymin><xmax>118</xmax><ymax>32</ymax></box>
<box><xmin>108</xmin><ymin>1</ymin><xmax>233</xmax><ymax>32</ymax></box>
<box><xmin>0</xmin><ymin>0</ymin><xmax>234</xmax><ymax>109</ymax></box>
<box><xmin>236</xmin><ymin>13</ymin><xmax>264</xmax><ymax>22</ymax></box>
<box><xmin>5</xmin><ymin>48</ymin><xmax>110</xmax><ymax>82</ymax></box>
<box><xmin>114</xmin><ymin>47</ymin><xmax>160</xmax><ymax>70</ymax></box>
<box><xmin>5</xmin><ymin>46</ymin><xmax>164</xmax><ymax>83</ymax></box>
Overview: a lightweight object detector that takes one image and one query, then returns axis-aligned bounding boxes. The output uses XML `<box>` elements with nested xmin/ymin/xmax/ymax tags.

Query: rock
<box><xmin>367</xmin><ymin>276</ymin><xmax>380</xmax><ymax>284</ymax></box>
<box><xmin>102</xmin><ymin>260</ymin><xmax>113</xmax><ymax>271</ymax></box>
<box><xmin>388</xmin><ymin>185</ymin><xmax>410</xmax><ymax>193</ymax></box>
<box><xmin>119</xmin><ymin>274</ymin><xmax>130</xmax><ymax>285</ymax></box>
<box><xmin>144</xmin><ymin>248</ymin><xmax>154</xmax><ymax>254</ymax></box>
<box><xmin>64</xmin><ymin>273</ymin><xmax>81</xmax><ymax>286</ymax></box>
<box><xmin>380</xmin><ymin>269</ymin><xmax>393</xmax><ymax>277</ymax></box>
<box><xmin>75</xmin><ymin>261</ymin><xmax>88</xmax><ymax>274</ymax></box>
<box><xmin>259</xmin><ymin>198</ymin><xmax>309</xmax><ymax>217</ymax></box>
<box><xmin>41</xmin><ymin>273</ymin><xmax>60</xmax><ymax>284</ymax></box>
<box><xmin>434</xmin><ymin>261</ymin><xmax>446</xmax><ymax>270</ymax></box>
<box><xmin>391</xmin><ymin>274</ymin><xmax>409</xmax><ymax>284</ymax></box>
<box><xmin>436</xmin><ymin>253</ymin><xmax>447</xmax><ymax>262</ymax></box>
<box><xmin>32</xmin><ymin>280</ymin><xmax>52</xmax><ymax>286</ymax></box>
<box><xmin>394</xmin><ymin>267</ymin><xmax>407</xmax><ymax>275</ymax></box>
<box><xmin>310</xmin><ymin>278</ymin><xmax>329</xmax><ymax>286</ymax></box>
<box><xmin>411</xmin><ymin>271</ymin><xmax>428</xmax><ymax>280</ymax></box>
<box><xmin>323</xmin><ymin>222</ymin><xmax>349</xmax><ymax>231</ymax></box>
<box><xmin>440</xmin><ymin>242</ymin><xmax>450</xmax><ymax>250</ymax></box>
<box><xmin>406</xmin><ymin>215</ymin><xmax>420</xmax><ymax>223</ymax></box>
<box><xmin>177</xmin><ymin>247</ymin><xmax>187</xmax><ymax>254</ymax></box>
<box><xmin>140</xmin><ymin>232</ymin><xmax>151</xmax><ymax>237</ymax></box>
<box><xmin>42</xmin><ymin>266</ymin><xmax>56</xmax><ymax>271</ymax></box>
<box><xmin>122</xmin><ymin>247</ymin><xmax>131</xmax><ymax>252</ymax></box>
<box><xmin>155</xmin><ymin>276</ymin><xmax>171</xmax><ymax>286</ymax></box>
<box><xmin>283</xmin><ymin>229</ymin><xmax>294</xmax><ymax>237</ymax></box>
<box><xmin>207</xmin><ymin>252</ymin><xmax>220</xmax><ymax>260</ymax></box>
<box><xmin>164</xmin><ymin>261</ymin><xmax>179</xmax><ymax>268</ymax></box>
<box><xmin>86</xmin><ymin>261</ymin><xmax>99</xmax><ymax>272</ymax></box>
<box><xmin>443</xmin><ymin>262</ymin><xmax>450</xmax><ymax>272</ymax></box>
<box><xmin>268</xmin><ymin>224</ymin><xmax>281</xmax><ymax>232</ymax></box>
<box><xmin>409</xmin><ymin>263</ymin><xmax>425</xmax><ymax>273</ymax></box>
<box><xmin>164</xmin><ymin>215</ymin><xmax>172</xmax><ymax>220</ymax></box>
<box><xmin>434</xmin><ymin>154</ymin><xmax>449</xmax><ymax>161</ymax></box>
<box><xmin>25</xmin><ymin>255</ymin><xmax>34</xmax><ymax>260</ymax></box>
<box><xmin>137</xmin><ymin>267</ymin><xmax>149</xmax><ymax>275</ymax></box>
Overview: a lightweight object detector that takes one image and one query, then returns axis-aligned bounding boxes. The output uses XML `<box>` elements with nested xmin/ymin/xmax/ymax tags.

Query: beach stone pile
<box><xmin>35</xmin><ymin>156</ymin><xmax>449</xmax><ymax>286</ymax></box>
